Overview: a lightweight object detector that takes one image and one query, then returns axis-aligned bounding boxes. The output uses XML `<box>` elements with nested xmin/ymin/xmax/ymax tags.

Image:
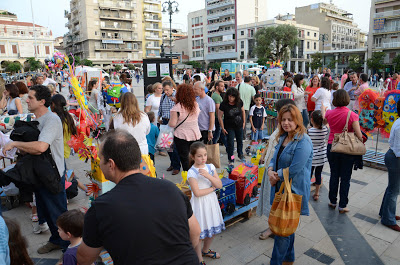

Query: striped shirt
<box><xmin>308</xmin><ymin>126</ymin><xmax>329</xmax><ymax>166</ymax></box>
<box><xmin>158</xmin><ymin>91</ymin><xmax>176</xmax><ymax>120</ymax></box>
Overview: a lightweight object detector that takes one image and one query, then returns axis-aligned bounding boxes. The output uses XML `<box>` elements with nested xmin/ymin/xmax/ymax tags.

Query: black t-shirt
<box><xmin>183</xmin><ymin>74</ymin><xmax>190</xmax><ymax>81</ymax></box>
<box><xmin>82</xmin><ymin>173</ymin><xmax>198</xmax><ymax>265</ymax></box>
<box><xmin>219</xmin><ymin>100</ymin><xmax>244</xmax><ymax>130</ymax></box>
<box><xmin>222</xmin><ymin>75</ymin><xmax>232</xmax><ymax>81</ymax></box>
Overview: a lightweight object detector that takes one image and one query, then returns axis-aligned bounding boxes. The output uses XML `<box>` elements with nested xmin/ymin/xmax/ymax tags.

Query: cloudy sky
<box><xmin>0</xmin><ymin>0</ymin><xmax>371</xmax><ymax>37</ymax></box>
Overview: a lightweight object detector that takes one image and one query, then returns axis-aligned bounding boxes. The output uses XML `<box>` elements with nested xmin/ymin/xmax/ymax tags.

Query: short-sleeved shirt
<box><xmin>312</xmin><ymin>87</ymin><xmax>331</xmax><ymax>111</ymax></box>
<box><xmin>219</xmin><ymin>100</ymin><xmax>244</xmax><ymax>130</ymax></box>
<box><xmin>146</xmin><ymin>123</ymin><xmax>159</xmax><ymax>155</ymax></box>
<box><xmin>158</xmin><ymin>92</ymin><xmax>176</xmax><ymax>120</ymax></box>
<box><xmin>308</xmin><ymin>126</ymin><xmax>328</xmax><ymax>166</ymax></box>
<box><xmin>37</xmin><ymin>110</ymin><xmax>65</xmax><ymax>177</ymax></box>
<box><xmin>82</xmin><ymin>173</ymin><xmax>198</xmax><ymax>265</ymax></box>
<box><xmin>211</xmin><ymin>92</ymin><xmax>223</xmax><ymax>118</ymax></box>
<box><xmin>171</xmin><ymin>103</ymin><xmax>201</xmax><ymax>141</ymax></box>
<box><xmin>236</xmin><ymin>83</ymin><xmax>256</xmax><ymax>110</ymax></box>
<box><xmin>63</xmin><ymin>244</ymin><xmax>79</xmax><ymax>265</ymax></box>
<box><xmin>196</xmin><ymin>95</ymin><xmax>215</xmax><ymax>131</ymax></box>
<box><xmin>145</xmin><ymin>94</ymin><xmax>162</xmax><ymax>124</ymax></box>
<box><xmin>325</xmin><ymin>106</ymin><xmax>359</xmax><ymax>144</ymax></box>
<box><xmin>249</xmin><ymin>105</ymin><xmax>267</xmax><ymax>129</ymax></box>
<box><xmin>343</xmin><ymin>81</ymin><xmax>357</xmax><ymax>100</ymax></box>
<box><xmin>305</xmin><ymin>86</ymin><xmax>319</xmax><ymax>111</ymax></box>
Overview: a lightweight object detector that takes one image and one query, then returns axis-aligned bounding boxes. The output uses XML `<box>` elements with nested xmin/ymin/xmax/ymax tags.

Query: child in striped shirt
<box><xmin>308</xmin><ymin>110</ymin><xmax>329</xmax><ymax>201</ymax></box>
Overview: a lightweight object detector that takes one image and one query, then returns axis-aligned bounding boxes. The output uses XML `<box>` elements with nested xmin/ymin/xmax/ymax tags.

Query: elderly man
<box><xmin>77</xmin><ymin>130</ymin><xmax>200</xmax><ymax>265</ymax></box>
<box><xmin>194</xmin><ymin>81</ymin><xmax>215</xmax><ymax>143</ymax></box>
<box><xmin>235</xmin><ymin>72</ymin><xmax>243</xmax><ymax>85</ymax></box>
<box><xmin>343</xmin><ymin>72</ymin><xmax>358</xmax><ymax>111</ymax></box>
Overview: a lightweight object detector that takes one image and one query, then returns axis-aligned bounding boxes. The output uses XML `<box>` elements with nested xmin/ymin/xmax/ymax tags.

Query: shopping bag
<box><xmin>206</xmin><ymin>142</ymin><xmax>221</xmax><ymax>168</ymax></box>
<box><xmin>268</xmin><ymin>168</ymin><xmax>302</xmax><ymax>237</ymax></box>
<box><xmin>155</xmin><ymin>125</ymin><xmax>174</xmax><ymax>151</ymax></box>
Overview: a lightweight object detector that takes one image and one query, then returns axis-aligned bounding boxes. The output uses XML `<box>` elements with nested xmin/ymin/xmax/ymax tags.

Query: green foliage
<box><xmin>255</xmin><ymin>24</ymin><xmax>299</xmax><ymax>61</ymax></box>
<box><xmin>127</xmin><ymin>64</ymin><xmax>135</xmax><ymax>70</ymax></box>
<box><xmin>327</xmin><ymin>58</ymin><xmax>338</xmax><ymax>70</ymax></box>
<box><xmin>310</xmin><ymin>52</ymin><xmax>323</xmax><ymax>71</ymax></box>
<box><xmin>186</xmin><ymin>61</ymin><xmax>202</xmax><ymax>69</ymax></box>
<box><xmin>392</xmin><ymin>54</ymin><xmax>400</xmax><ymax>72</ymax></box>
<box><xmin>256</xmin><ymin>58</ymin><xmax>268</xmax><ymax>66</ymax></box>
<box><xmin>26</xmin><ymin>57</ymin><xmax>42</xmax><ymax>71</ymax></box>
<box><xmin>114</xmin><ymin>65</ymin><xmax>122</xmax><ymax>71</ymax></box>
<box><xmin>367</xmin><ymin>52</ymin><xmax>385</xmax><ymax>72</ymax></box>
<box><xmin>5</xmin><ymin>62</ymin><xmax>22</xmax><ymax>73</ymax></box>
<box><xmin>68</xmin><ymin>55</ymin><xmax>81</xmax><ymax>66</ymax></box>
<box><xmin>348</xmin><ymin>55</ymin><xmax>363</xmax><ymax>71</ymax></box>
<box><xmin>81</xmin><ymin>59</ymin><xmax>93</xmax><ymax>67</ymax></box>
<box><xmin>208</xmin><ymin>62</ymin><xmax>221</xmax><ymax>70</ymax></box>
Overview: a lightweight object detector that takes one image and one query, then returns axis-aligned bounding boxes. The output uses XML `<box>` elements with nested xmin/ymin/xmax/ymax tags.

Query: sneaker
<box><xmin>37</xmin><ymin>242</ymin><xmax>61</xmax><ymax>254</ymax></box>
<box><xmin>33</xmin><ymin>222</ymin><xmax>49</xmax><ymax>234</ymax></box>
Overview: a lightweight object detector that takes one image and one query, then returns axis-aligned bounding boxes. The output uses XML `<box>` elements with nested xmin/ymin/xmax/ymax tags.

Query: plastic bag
<box><xmin>0</xmin><ymin>131</ymin><xmax>17</xmax><ymax>159</ymax></box>
<box><xmin>155</xmin><ymin>125</ymin><xmax>174</xmax><ymax>151</ymax></box>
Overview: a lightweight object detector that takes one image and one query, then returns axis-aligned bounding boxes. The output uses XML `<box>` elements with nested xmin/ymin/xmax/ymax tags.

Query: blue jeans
<box><xmin>327</xmin><ymin>144</ymin><xmax>355</xmax><ymax>208</ymax></box>
<box><xmin>226</xmin><ymin>128</ymin><xmax>243</xmax><ymax>163</ymax></box>
<box><xmin>271</xmin><ymin>234</ymin><xmax>295</xmax><ymax>265</ymax></box>
<box><xmin>301</xmin><ymin>109</ymin><xmax>309</xmax><ymax>128</ymax></box>
<box><xmin>35</xmin><ymin>174</ymin><xmax>68</xmax><ymax>248</ymax></box>
<box><xmin>212</xmin><ymin>117</ymin><xmax>227</xmax><ymax>147</ymax></box>
<box><xmin>379</xmin><ymin>149</ymin><xmax>400</xmax><ymax>226</ymax></box>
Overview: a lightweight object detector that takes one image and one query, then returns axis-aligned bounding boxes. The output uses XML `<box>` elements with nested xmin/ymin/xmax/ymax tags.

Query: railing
<box><xmin>326</xmin><ymin>12</ymin><xmax>353</xmax><ymax>22</ymax></box>
<box><xmin>145</xmin><ymin>35</ymin><xmax>161</xmax><ymax>39</ymax></box>
<box><xmin>143</xmin><ymin>6</ymin><xmax>161</xmax><ymax>13</ymax></box>
<box><xmin>100</xmin><ymin>25</ymin><xmax>133</xmax><ymax>30</ymax></box>
<box><xmin>373</xmin><ymin>26</ymin><xmax>400</xmax><ymax>34</ymax></box>
<box><xmin>207</xmin><ymin>9</ymin><xmax>235</xmax><ymax>19</ymax></box>
<box><xmin>146</xmin><ymin>44</ymin><xmax>161</xmax><ymax>48</ymax></box>
<box><xmin>144</xmin><ymin>15</ymin><xmax>161</xmax><ymax>21</ymax></box>
<box><xmin>145</xmin><ymin>24</ymin><xmax>161</xmax><ymax>30</ymax></box>
<box><xmin>207</xmin><ymin>29</ymin><xmax>235</xmax><ymax>37</ymax></box>
<box><xmin>206</xmin><ymin>0</ymin><xmax>234</xmax><ymax>10</ymax></box>
<box><xmin>375</xmin><ymin>0</ymin><xmax>397</xmax><ymax>4</ymax></box>
<box><xmin>99</xmin><ymin>14</ymin><xmax>134</xmax><ymax>21</ymax></box>
<box><xmin>374</xmin><ymin>9</ymin><xmax>400</xmax><ymax>18</ymax></box>
<box><xmin>208</xmin><ymin>48</ymin><xmax>235</xmax><ymax>54</ymax></box>
<box><xmin>208</xmin><ymin>39</ymin><xmax>235</xmax><ymax>47</ymax></box>
<box><xmin>375</xmin><ymin>42</ymin><xmax>400</xmax><ymax>49</ymax></box>
<box><xmin>144</xmin><ymin>0</ymin><xmax>161</xmax><ymax>4</ymax></box>
<box><xmin>99</xmin><ymin>0</ymin><xmax>135</xmax><ymax>9</ymax></box>
<box><xmin>208</xmin><ymin>19</ymin><xmax>235</xmax><ymax>26</ymax></box>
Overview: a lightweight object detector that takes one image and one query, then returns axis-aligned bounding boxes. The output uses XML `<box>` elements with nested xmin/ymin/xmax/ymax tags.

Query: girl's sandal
<box><xmin>313</xmin><ymin>193</ymin><xmax>320</xmax><ymax>201</ymax></box>
<box><xmin>202</xmin><ymin>249</ymin><xmax>220</xmax><ymax>259</ymax></box>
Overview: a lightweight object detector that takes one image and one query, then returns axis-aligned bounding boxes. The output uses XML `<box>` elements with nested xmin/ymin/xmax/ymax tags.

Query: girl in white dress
<box><xmin>188</xmin><ymin>142</ymin><xmax>225</xmax><ymax>265</ymax></box>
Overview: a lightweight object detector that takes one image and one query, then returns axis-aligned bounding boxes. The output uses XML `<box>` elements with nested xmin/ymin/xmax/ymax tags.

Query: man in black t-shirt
<box><xmin>77</xmin><ymin>130</ymin><xmax>200</xmax><ymax>265</ymax></box>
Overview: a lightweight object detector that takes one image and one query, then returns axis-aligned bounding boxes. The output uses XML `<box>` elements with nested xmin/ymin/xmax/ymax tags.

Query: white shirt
<box><xmin>389</xmin><ymin>118</ymin><xmax>400</xmax><ymax>157</ymax></box>
<box><xmin>312</xmin><ymin>87</ymin><xmax>331</xmax><ymax>111</ymax></box>
<box><xmin>113</xmin><ymin>112</ymin><xmax>151</xmax><ymax>154</ymax></box>
<box><xmin>145</xmin><ymin>94</ymin><xmax>161</xmax><ymax>124</ymax></box>
<box><xmin>43</xmin><ymin>78</ymin><xmax>57</xmax><ymax>86</ymax></box>
<box><xmin>291</xmin><ymin>84</ymin><xmax>306</xmax><ymax>110</ymax></box>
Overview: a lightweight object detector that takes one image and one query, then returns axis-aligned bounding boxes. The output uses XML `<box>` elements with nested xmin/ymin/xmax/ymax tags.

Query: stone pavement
<box><xmin>2</xmin><ymin>79</ymin><xmax>400</xmax><ymax>265</ymax></box>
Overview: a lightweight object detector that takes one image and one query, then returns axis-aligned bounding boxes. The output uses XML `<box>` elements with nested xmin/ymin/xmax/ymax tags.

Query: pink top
<box><xmin>325</xmin><ymin>107</ymin><xmax>359</xmax><ymax>144</ymax></box>
<box><xmin>341</xmin><ymin>74</ymin><xmax>348</xmax><ymax>89</ymax></box>
<box><xmin>354</xmin><ymin>83</ymin><xmax>369</xmax><ymax>96</ymax></box>
<box><xmin>171</xmin><ymin>102</ymin><xmax>201</xmax><ymax>141</ymax></box>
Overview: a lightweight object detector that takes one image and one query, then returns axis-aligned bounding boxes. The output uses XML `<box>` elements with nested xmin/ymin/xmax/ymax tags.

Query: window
<box><xmin>101</xmin><ymin>32</ymin><xmax>106</xmax><ymax>37</ymax></box>
<box><xmin>0</xmin><ymin>44</ymin><xmax>5</xmax><ymax>54</ymax></box>
<box><xmin>199</xmin><ymin>16</ymin><xmax>202</xmax><ymax>23</ymax></box>
<box><xmin>307</xmin><ymin>41</ymin><xmax>310</xmax><ymax>49</ymax></box>
<box><xmin>95</xmin><ymin>31</ymin><xmax>99</xmax><ymax>36</ymax></box>
<box><xmin>240</xmin><ymin>51</ymin><xmax>244</xmax><ymax>59</ymax></box>
<box><xmin>314</xmin><ymin>42</ymin><xmax>316</xmax><ymax>49</ymax></box>
<box><xmin>314</xmin><ymin>33</ymin><xmax>317</xmax><ymax>37</ymax></box>
<box><xmin>12</xmin><ymin>44</ymin><xmax>17</xmax><ymax>54</ymax></box>
<box><xmin>35</xmin><ymin>46</ymin><xmax>40</xmax><ymax>55</ymax></box>
<box><xmin>45</xmin><ymin>46</ymin><xmax>50</xmax><ymax>55</ymax></box>
<box><xmin>193</xmin><ymin>51</ymin><xmax>196</xmax><ymax>57</ymax></box>
<box><xmin>307</xmin><ymin>31</ymin><xmax>310</xmax><ymax>36</ymax></box>
<box><xmin>133</xmin><ymin>43</ymin><xmax>138</xmax><ymax>49</ymax></box>
<box><xmin>127</xmin><ymin>43</ymin><xmax>132</xmax><ymax>49</ymax></box>
<box><xmin>241</xmin><ymin>41</ymin><xmax>244</xmax><ymax>49</ymax></box>
<box><xmin>192</xmin><ymin>18</ymin><xmax>195</xmax><ymax>25</ymax></box>
<box><xmin>241</xmin><ymin>31</ymin><xmax>244</xmax><ymax>36</ymax></box>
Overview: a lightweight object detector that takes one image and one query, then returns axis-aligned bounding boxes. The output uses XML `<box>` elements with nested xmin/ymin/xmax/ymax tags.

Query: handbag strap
<box><xmin>277</xmin><ymin>168</ymin><xmax>292</xmax><ymax>195</ymax></box>
<box><xmin>175</xmin><ymin>112</ymin><xmax>190</xmax><ymax>130</ymax></box>
<box><xmin>343</xmin><ymin>111</ymin><xmax>352</xmax><ymax>132</ymax></box>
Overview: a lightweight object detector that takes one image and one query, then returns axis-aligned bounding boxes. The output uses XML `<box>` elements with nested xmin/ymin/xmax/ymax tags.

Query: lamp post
<box><xmin>319</xmin><ymin>33</ymin><xmax>329</xmax><ymax>69</ymax></box>
<box><xmin>162</xmin><ymin>0</ymin><xmax>179</xmax><ymax>60</ymax></box>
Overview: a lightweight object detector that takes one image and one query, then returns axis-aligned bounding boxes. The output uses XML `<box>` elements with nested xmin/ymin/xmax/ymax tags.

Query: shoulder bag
<box><xmin>155</xmin><ymin>110</ymin><xmax>190</xmax><ymax>151</ymax></box>
<box><xmin>331</xmin><ymin>111</ymin><xmax>366</xmax><ymax>155</ymax></box>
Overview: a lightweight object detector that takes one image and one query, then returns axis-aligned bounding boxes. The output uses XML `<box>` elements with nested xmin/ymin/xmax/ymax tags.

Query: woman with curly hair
<box><xmin>169</xmin><ymin>83</ymin><xmax>201</xmax><ymax>171</ymax></box>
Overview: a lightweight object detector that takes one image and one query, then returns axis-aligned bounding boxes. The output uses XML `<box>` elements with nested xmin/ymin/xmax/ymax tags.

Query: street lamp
<box><xmin>162</xmin><ymin>0</ymin><xmax>179</xmax><ymax>60</ymax></box>
<box><xmin>319</xmin><ymin>33</ymin><xmax>329</xmax><ymax>68</ymax></box>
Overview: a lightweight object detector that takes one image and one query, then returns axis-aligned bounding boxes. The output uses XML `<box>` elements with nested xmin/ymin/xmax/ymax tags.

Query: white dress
<box><xmin>188</xmin><ymin>164</ymin><xmax>225</xmax><ymax>239</ymax></box>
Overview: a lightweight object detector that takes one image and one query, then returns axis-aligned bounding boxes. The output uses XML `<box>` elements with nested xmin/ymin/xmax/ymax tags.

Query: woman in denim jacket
<box><xmin>268</xmin><ymin>104</ymin><xmax>313</xmax><ymax>265</ymax></box>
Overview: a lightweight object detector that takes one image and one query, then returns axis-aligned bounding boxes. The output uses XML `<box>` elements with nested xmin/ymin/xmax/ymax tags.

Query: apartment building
<box><xmin>64</xmin><ymin>0</ymin><xmax>162</xmax><ymax>67</ymax></box>
<box><xmin>205</xmin><ymin>0</ymin><xmax>267</xmax><ymax>62</ymax></box>
<box><xmin>0</xmin><ymin>10</ymin><xmax>54</xmax><ymax>69</ymax></box>
<box><xmin>237</xmin><ymin>14</ymin><xmax>319</xmax><ymax>73</ymax></box>
<box><xmin>296</xmin><ymin>2</ymin><xmax>364</xmax><ymax>51</ymax></box>
<box><xmin>188</xmin><ymin>9</ymin><xmax>207</xmax><ymax>62</ymax></box>
<box><xmin>368</xmin><ymin>0</ymin><xmax>400</xmax><ymax>71</ymax></box>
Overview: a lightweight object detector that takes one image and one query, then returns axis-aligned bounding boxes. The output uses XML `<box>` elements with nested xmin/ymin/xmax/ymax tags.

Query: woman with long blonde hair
<box><xmin>112</xmin><ymin>92</ymin><xmax>151</xmax><ymax>154</ymax></box>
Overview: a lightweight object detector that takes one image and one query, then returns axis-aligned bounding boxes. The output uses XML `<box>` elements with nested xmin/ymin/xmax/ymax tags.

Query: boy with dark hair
<box><xmin>249</xmin><ymin>94</ymin><xmax>267</xmax><ymax>143</ymax></box>
<box><xmin>146</xmin><ymin>111</ymin><xmax>159</xmax><ymax>163</ymax></box>
<box><xmin>57</xmin><ymin>209</ymin><xmax>85</xmax><ymax>265</ymax></box>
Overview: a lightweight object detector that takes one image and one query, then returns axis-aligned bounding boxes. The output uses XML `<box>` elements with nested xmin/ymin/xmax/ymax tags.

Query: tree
<box><xmin>310</xmin><ymin>52</ymin><xmax>323</xmax><ymax>71</ymax></box>
<box><xmin>114</xmin><ymin>65</ymin><xmax>122</xmax><ymax>72</ymax></box>
<box><xmin>392</xmin><ymin>54</ymin><xmax>400</xmax><ymax>72</ymax></box>
<box><xmin>26</xmin><ymin>57</ymin><xmax>42</xmax><ymax>71</ymax></box>
<box><xmin>256</xmin><ymin>58</ymin><xmax>268</xmax><ymax>66</ymax></box>
<box><xmin>348</xmin><ymin>55</ymin><xmax>363</xmax><ymax>72</ymax></box>
<box><xmin>5</xmin><ymin>62</ymin><xmax>22</xmax><ymax>74</ymax></box>
<box><xmin>81</xmin><ymin>59</ymin><xmax>93</xmax><ymax>67</ymax></box>
<box><xmin>186</xmin><ymin>61</ymin><xmax>202</xmax><ymax>70</ymax></box>
<box><xmin>208</xmin><ymin>62</ymin><xmax>221</xmax><ymax>70</ymax></box>
<box><xmin>127</xmin><ymin>64</ymin><xmax>135</xmax><ymax>70</ymax></box>
<box><xmin>68</xmin><ymin>55</ymin><xmax>81</xmax><ymax>66</ymax></box>
<box><xmin>255</xmin><ymin>24</ymin><xmax>299</xmax><ymax>61</ymax></box>
<box><xmin>367</xmin><ymin>52</ymin><xmax>385</xmax><ymax>73</ymax></box>
<box><xmin>327</xmin><ymin>58</ymin><xmax>338</xmax><ymax>70</ymax></box>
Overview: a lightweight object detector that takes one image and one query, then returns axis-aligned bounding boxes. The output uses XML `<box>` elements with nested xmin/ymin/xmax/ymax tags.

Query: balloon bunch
<box><xmin>266</xmin><ymin>60</ymin><xmax>284</xmax><ymax>69</ymax></box>
<box><xmin>45</xmin><ymin>51</ymin><xmax>67</xmax><ymax>71</ymax></box>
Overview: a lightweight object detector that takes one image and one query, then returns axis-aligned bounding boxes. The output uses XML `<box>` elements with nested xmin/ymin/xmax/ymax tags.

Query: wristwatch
<box><xmin>208</xmin><ymin>130</ymin><xmax>212</xmax><ymax>132</ymax></box>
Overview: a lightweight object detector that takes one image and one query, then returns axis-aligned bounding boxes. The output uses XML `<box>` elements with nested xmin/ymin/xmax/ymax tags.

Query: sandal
<box><xmin>259</xmin><ymin>229</ymin><xmax>273</xmax><ymax>240</ymax></box>
<box><xmin>313</xmin><ymin>193</ymin><xmax>319</xmax><ymax>201</ymax></box>
<box><xmin>202</xmin><ymin>249</ymin><xmax>220</xmax><ymax>259</ymax></box>
<box><xmin>31</xmin><ymin>214</ymin><xmax>39</xmax><ymax>222</ymax></box>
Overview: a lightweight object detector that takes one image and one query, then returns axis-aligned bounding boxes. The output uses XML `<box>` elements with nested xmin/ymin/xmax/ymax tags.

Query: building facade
<box><xmin>0</xmin><ymin>10</ymin><xmax>54</xmax><ymax>71</ymax></box>
<box><xmin>295</xmin><ymin>2</ymin><xmax>365</xmax><ymax>51</ymax></box>
<box><xmin>205</xmin><ymin>0</ymin><xmax>268</xmax><ymax>62</ymax></box>
<box><xmin>368</xmin><ymin>0</ymin><xmax>400</xmax><ymax>71</ymax></box>
<box><xmin>188</xmin><ymin>9</ymin><xmax>207</xmax><ymax>63</ymax></box>
<box><xmin>237</xmin><ymin>15</ymin><xmax>320</xmax><ymax>73</ymax></box>
<box><xmin>64</xmin><ymin>0</ymin><xmax>162</xmax><ymax>68</ymax></box>
<box><xmin>162</xmin><ymin>27</ymin><xmax>187</xmax><ymax>57</ymax></box>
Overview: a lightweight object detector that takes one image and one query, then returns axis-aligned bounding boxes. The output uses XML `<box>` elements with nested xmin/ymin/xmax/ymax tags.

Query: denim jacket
<box><xmin>269</xmin><ymin>132</ymin><xmax>313</xmax><ymax>215</ymax></box>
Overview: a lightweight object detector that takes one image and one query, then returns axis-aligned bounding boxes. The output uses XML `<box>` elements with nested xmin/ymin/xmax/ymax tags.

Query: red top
<box><xmin>325</xmin><ymin>107</ymin><xmax>359</xmax><ymax>144</ymax></box>
<box><xmin>385</xmin><ymin>78</ymin><xmax>399</xmax><ymax>91</ymax></box>
<box><xmin>283</xmin><ymin>87</ymin><xmax>292</xmax><ymax>92</ymax></box>
<box><xmin>305</xmin><ymin>86</ymin><xmax>319</xmax><ymax>112</ymax></box>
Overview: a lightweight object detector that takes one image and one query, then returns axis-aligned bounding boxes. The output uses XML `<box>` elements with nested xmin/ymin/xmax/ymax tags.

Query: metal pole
<box><xmin>169</xmin><ymin>9</ymin><xmax>172</xmax><ymax>59</ymax></box>
<box><xmin>30</xmin><ymin>0</ymin><xmax>38</xmax><ymax>59</ymax></box>
<box><xmin>375</xmin><ymin>129</ymin><xmax>380</xmax><ymax>156</ymax></box>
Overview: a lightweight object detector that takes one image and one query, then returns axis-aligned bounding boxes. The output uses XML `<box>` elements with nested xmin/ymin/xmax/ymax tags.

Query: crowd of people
<box><xmin>0</xmin><ymin>65</ymin><xmax>399</xmax><ymax>265</ymax></box>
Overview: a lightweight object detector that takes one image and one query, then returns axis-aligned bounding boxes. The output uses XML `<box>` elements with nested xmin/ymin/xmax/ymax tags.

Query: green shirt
<box><xmin>236</xmin><ymin>83</ymin><xmax>256</xmax><ymax>111</ymax></box>
<box><xmin>211</xmin><ymin>92</ymin><xmax>223</xmax><ymax>117</ymax></box>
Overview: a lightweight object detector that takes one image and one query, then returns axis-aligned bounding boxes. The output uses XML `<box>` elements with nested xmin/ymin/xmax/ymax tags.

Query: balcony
<box><xmin>326</xmin><ymin>12</ymin><xmax>353</xmax><ymax>22</ymax></box>
<box><xmin>71</xmin><ymin>5</ymin><xmax>78</xmax><ymax>13</ymax></box>
<box><xmin>208</xmin><ymin>19</ymin><xmax>235</xmax><ymax>27</ymax></box>
<box><xmin>206</xmin><ymin>49</ymin><xmax>236</xmax><ymax>60</ymax></box>
<box><xmin>99</xmin><ymin>14</ymin><xmax>135</xmax><ymax>21</ymax></box>
<box><xmin>100</xmin><ymin>24</ymin><xmax>133</xmax><ymax>31</ymax></box>
<box><xmin>65</xmin><ymin>22</ymin><xmax>71</xmax><ymax>28</ymax></box>
<box><xmin>206</xmin><ymin>0</ymin><xmax>234</xmax><ymax>10</ymax></box>
<box><xmin>374</xmin><ymin>9</ymin><xmax>400</xmax><ymax>18</ymax></box>
<box><xmin>207</xmin><ymin>9</ymin><xmax>235</xmax><ymax>19</ymax></box>
<box><xmin>99</xmin><ymin>0</ymin><xmax>135</xmax><ymax>10</ymax></box>
<box><xmin>145</xmin><ymin>24</ymin><xmax>161</xmax><ymax>31</ymax></box>
<box><xmin>146</xmin><ymin>50</ymin><xmax>161</xmax><ymax>57</ymax></box>
<box><xmin>144</xmin><ymin>15</ymin><xmax>161</xmax><ymax>22</ymax></box>
<box><xmin>145</xmin><ymin>35</ymin><xmax>161</xmax><ymax>40</ymax></box>
<box><xmin>375</xmin><ymin>0</ymin><xmax>398</xmax><ymax>4</ymax></box>
<box><xmin>208</xmin><ymin>39</ymin><xmax>235</xmax><ymax>47</ymax></box>
<box><xmin>146</xmin><ymin>44</ymin><xmax>161</xmax><ymax>49</ymax></box>
<box><xmin>373</xmin><ymin>26</ymin><xmax>400</xmax><ymax>34</ymax></box>
<box><xmin>72</xmin><ymin>26</ymin><xmax>80</xmax><ymax>34</ymax></box>
<box><xmin>144</xmin><ymin>0</ymin><xmax>161</xmax><ymax>4</ymax></box>
<box><xmin>72</xmin><ymin>16</ymin><xmax>79</xmax><ymax>24</ymax></box>
<box><xmin>64</xmin><ymin>11</ymin><xmax>71</xmax><ymax>18</ymax></box>
<box><xmin>207</xmin><ymin>29</ymin><xmax>235</xmax><ymax>37</ymax></box>
<box><xmin>375</xmin><ymin>41</ymin><xmax>400</xmax><ymax>49</ymax></box>
<box><xmin>143</xmin><ymin>7</ymin><xmax>161</xmax><ymax>13</ymax></box>
<box><xmin>95</xmin><ymin>46</ymin><xmax>134</xmax><ymax>51</ymax></box>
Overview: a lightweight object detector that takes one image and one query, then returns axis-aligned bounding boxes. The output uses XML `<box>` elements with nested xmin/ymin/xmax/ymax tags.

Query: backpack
<box><xmin>102</xmin><ymin>82</ymin><xmax>128</xmax><ymax>108</ymax></box>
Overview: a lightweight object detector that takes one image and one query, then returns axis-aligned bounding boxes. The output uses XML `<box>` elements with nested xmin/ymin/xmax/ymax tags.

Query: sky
<box><xmin>0</xmin><ymin>0</ymin><xmax>371</xmax><ymax>38</ymax></box>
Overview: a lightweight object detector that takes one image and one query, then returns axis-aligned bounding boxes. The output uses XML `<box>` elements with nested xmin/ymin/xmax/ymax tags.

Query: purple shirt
<box><xmin>196</xmin><ymin>95</ymin><xmax>215</xmax><ymax>131</ymax></box>
<box><xmin>63</xmin><ymin>244</ymin><xmax>79</xmax><ymax>265</ymax></box>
